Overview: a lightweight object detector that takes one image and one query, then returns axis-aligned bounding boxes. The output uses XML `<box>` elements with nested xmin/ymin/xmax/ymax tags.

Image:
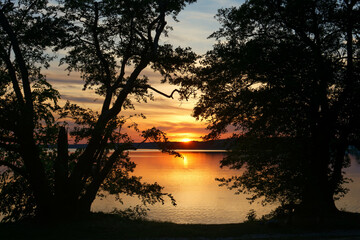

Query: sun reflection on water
<box><xmin>92</xmin><ymin>151</ymin><xmax>360</xmax><ymax>224</ymax></box>
<box><xmin>183</xmin><ymin>155</ymin><xmax>188</xmax><ymax>168</ymax></box>
<box><xmin>93</xmin><ymin>151</ymin><xmax>274</xmax><ymax>224</ymax></box>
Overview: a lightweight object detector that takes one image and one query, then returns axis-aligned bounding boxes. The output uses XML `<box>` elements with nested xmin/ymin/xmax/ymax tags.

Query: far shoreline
<box><xmin>68</xmin><ymin>139</ymin><xmax>232</xmax><ymax>150</ymax></box>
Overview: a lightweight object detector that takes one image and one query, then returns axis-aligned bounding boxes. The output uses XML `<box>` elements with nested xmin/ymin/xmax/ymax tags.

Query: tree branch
<box><xmin>68</xmin><ymin>5</ymin><xmax>167</xmax><ymax>200</ymax></box>
<box><xmin>16</xmin><ymin>0</ymin><xmax>39</xmax><ymax>35</ymax></box>
<box><xmin>147</xmin><ymin>15</ymin><xmax>160</xmax><ymax>45</ymax></box>
<box><xmin>92</xmin><ymin>2</ymin><xmax>112</xmax><ymax>88</ymax></box>
<box><xmin>0</xmin><ymin>160</ymin><xmax>28</xmax><ymax>178</ymax></box>
<box><xmin>111</xmin><ymin>82</ymin><xmax>182</xmax><ymax>99</ymax></box>
<box><xmin>134</xmin><ymin>28</ymin><xmax>148</xmax><ymax>43</ymax></box>
<box><xmin>0</xmin><ymin>9</ymin><xmax>33</xmax><ymax>113</ymax></box>
<box><xmin>152</xmin><ymin>8</ymin><xmax>166</xmax><ymax>54</ymax></box>
<box><xmin>112</xmin><ymin>56</ymin><xmax>128</xmax><ymax>91</ymax></box>
<box><xmin>112</xmin><ymin>16</ymin><xmax>136</xmax><ymax>92</ymax></box>
<box><xmin>79</xmin><ymin>143</ymin><xmax>133</xmax><ymax>207</ymax></box>
<box><xmin>0</xmin><ymin>46</ymin><xmax>24</xmax><ymax>105</ymax></box>
<box><xmin>102</xmin><ymin>15</ymin><xmax>137</xmax><ymax>114</ymax></box>
<box><xmin>0</xmin><ymin>142</ymin><xmax>19</xmax><ymax>152</ymax></box>
<box><xmin>146</xmin><ymin>85</ymin><xmax>180</xmax><ymax>99</ymax></box>
<box><xmin>76</xmin><ymin>35</ymin><xmax>92</xmax><ymax>45</ymax></box>
<box><xmin>92</xmin><ymin>2</ymin><xmax>114</xmax><ymax>116</ymax></box>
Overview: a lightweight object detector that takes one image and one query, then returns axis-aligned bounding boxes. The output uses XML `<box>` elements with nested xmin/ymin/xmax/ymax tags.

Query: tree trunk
<box><xmin>299</xmin><ymin>128</ymin><xmax>338</xmax><ymax>216</ymax></box>
<box><xmin>20</xmin><ymin>133</ymin><xmax>53</xmax><ymax>218</ymax></box>
<box><xmin>299</xmin><ymin>37</ymin><xmax>338</xmax><ymax>217</ymax></box>
<box><xmin>54</xmin><ymin>127</ymin><xmax>69</xmax><ymax>217</ymax></box>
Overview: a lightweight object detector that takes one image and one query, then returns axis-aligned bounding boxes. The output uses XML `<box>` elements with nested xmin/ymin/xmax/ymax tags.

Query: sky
<box><xmin>45</xmin><ymin>0</ymin><xmax>244</xmax><ymax>142</ymax></box>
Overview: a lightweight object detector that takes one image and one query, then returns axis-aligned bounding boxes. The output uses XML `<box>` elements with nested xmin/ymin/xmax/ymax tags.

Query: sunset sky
<box><xmin>44</xmin><ymin>0</ymin><xmax>244</xmax><ymax>142</ymax></box>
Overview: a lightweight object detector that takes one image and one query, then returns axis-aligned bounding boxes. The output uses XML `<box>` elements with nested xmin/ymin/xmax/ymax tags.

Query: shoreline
<box><xmin>2</xmin><ymin>212</ymin><xmax>360</xmax><ymax>239</ymax></box>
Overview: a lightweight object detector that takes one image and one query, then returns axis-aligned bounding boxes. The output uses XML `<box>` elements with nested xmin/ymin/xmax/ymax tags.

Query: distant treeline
<box><xmin>68</xmin><ymin>139</ymin><xmax>232</xmax><ymax>150</ymax></box>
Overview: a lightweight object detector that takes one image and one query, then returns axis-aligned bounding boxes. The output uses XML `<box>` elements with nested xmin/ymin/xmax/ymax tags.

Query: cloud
<box><xmin>48</xmin><ymin>78</ymin><xmax>84</xmax><ymax>86</ymax></box>
<box><xmin>161</xmin><ymin>126</ymin><xmax>209</xmax><ymax>134</ymax></box>
<box><xmin>60</xmin><ymin>94</ymin><xmax>104</xmax><ymax>104</ymax></box>
<box><xmin>134</xmin><ymin>100</ymin><xmax>192</xmax><ymax>110</ymax></box>
<box><xmin>138</xmin><ymin>120</ymin><xmax>209</xmax><ymax>135</ymax></box>
<box><xmin>43</xmin><ymin>0</ymin><xmax>244</xmax><ymax>142</ymax></box>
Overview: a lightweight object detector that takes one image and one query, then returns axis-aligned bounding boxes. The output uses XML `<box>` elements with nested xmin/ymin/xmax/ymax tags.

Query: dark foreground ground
<box><xmin>1</xmin><ymin>212</ymin><xmax>360</xmax><ymax>240</ymax></box>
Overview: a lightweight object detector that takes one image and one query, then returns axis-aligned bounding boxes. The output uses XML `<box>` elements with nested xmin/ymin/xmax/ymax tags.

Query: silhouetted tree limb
<box><xmin>0</xmin><ymin>9</ymin><xmax>32</xmax><ymax>112</ymax></box>
<box><xmin>0</xmin><ymin>0</ymin><xmax>196</xmax><ymax>221</ymax></box>
<box><xmin>0</xmin><ymin>160</ymin><xmax>28</xmax><ymax>179</ymax></box>
<box><xmin>0</xmin><ymin>47</ymin><xmax>24</xmax><ymax>104</ymax></box>
<box><xmin>0</xmin><ymin>142</ymin><xmax>18</xmax><ymax>152</ymax></box>
<box><xmin>190</xmin><ymin>0</ymin><xmax>360</xmax><ymax>216</ymax></box>
<box><xmin>146</xmin><ymin>86</ymin><xmax>181</xmax><ymax>99</ymax></box>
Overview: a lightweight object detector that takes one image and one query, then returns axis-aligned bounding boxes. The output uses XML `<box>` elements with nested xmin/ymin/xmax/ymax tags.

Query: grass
<box><xmin>1</xmin><ymin>212</ymin><xmax>360</xmax><ymax>239</ymax></box>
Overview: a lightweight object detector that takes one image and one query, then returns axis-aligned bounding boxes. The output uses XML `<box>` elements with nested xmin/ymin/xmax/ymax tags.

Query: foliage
<box><xmin>0</xmin><ymin>0</ymin><xmax>196</xmax><ymax>221</ymax></box>
<box><xmin>244</xmin><ymin>209</ymin><xmax>257</xmax><ymax>223</ymax></box>
<box><xmin>192</xmin><ymin>0</ymin><xmax>360</xmax><ymax>212</ymax></box>
<box><xmin>0</xmin><ymin>0</ymin><xmax>63</xmax><ymax>221</ymax></box>
<box><xmin>110</xmin><ymin>205</ymin><xmax>148</xmax><ymax>221</ymax></box>
<box><xmin>0</xmin><ymin>170</ymin><xmax>36</xmax><ymax>222</ymax></box>
<box><xmin>216</xmin><ymin>137</ymin><xmax>308</xmax><ymax>206</ymax></box>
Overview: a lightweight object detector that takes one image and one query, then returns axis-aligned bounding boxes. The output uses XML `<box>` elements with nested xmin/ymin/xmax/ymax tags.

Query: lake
<box><xmin>92</xmin><ymin>150</ymin><xmax>360</xmax><ymax>224</ymax></box>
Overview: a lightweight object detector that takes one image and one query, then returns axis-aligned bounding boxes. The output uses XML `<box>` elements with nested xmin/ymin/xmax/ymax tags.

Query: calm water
<box><xmin>92</xmin><ymin>150</ymin><xmax>360</xmax><ymax>224</ymax></box>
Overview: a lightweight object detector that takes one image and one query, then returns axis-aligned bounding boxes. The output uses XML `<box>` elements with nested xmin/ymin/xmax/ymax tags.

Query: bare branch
<box><xmin>111</xmin><ymin>82</ymin><xmax>182</xmax><ymax>99</ymax></box>
<box><xmin>146</xmin><ymin>85</ymin><xmax>180</xmax><ymax>99</ymax></box>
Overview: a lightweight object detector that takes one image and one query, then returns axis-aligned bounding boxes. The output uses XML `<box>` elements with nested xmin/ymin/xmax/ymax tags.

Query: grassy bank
<box><xmin>1</xmin><ymin>212</ymin><xmax>360</xmax><ymax>239</ymax></box>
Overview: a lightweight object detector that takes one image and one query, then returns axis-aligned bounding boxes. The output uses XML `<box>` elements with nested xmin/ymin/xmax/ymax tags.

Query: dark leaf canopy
<box><xmin>0</xmin><ymin>0</ymin><xmax>196</xmax><ymax>221</ymax></box>
<box><xmin>190</xmin><ymin>0</ymin><xmax>360</xmax><ymax>207</ymax></box>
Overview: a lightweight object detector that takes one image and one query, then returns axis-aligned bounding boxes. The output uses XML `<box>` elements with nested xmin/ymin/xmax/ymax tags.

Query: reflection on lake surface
<box><xmin>92</xmin><ymin>150</ymin><xmax>360</xmax><ymax>224</ymax></box>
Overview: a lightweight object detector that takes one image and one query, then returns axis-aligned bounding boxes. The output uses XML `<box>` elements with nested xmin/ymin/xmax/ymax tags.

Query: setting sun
<box><xmin>181</xmin><ymin>138</ymin><xmax>192</xmax><ymax>143</ymax></box>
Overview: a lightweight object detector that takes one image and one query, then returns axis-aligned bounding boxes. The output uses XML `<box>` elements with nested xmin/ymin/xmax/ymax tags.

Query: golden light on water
<box><xmin>183</xmin><ymin>155</ymin><xmax>188</xmax><ymax>168</ymax></box>
<box><xmin>93</xmin><ymin>151</ymin><xmax>277</xmax><ymax>224</ymax></box>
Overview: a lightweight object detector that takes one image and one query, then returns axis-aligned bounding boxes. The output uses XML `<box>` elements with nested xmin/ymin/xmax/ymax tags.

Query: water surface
<box><xmin>92</xmin><ymin>150</ymin><xmax>360</xmax><ymax>224</ymax></box>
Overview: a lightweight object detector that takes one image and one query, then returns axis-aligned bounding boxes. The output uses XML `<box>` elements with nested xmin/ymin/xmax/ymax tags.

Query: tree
<box><xmin>191</xmin><ymin>0</ymin><xmax>360</xmax><ymax>217</ymax></box>
<box><xmin>0</xmin><ymin>0</ymin><xmax>197</xmax><ymax>221</ymax></box>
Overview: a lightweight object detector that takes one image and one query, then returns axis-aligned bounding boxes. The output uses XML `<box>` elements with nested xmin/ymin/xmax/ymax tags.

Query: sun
<box><xmin>181</xmin><ymin>138</ymin><xmax>192</xmax><ymax>143</ymax></box>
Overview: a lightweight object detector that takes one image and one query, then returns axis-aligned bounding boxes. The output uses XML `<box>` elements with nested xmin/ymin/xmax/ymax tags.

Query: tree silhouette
<box><xmin>192</xmin><ymin>0</ymin><xmax>360</xmax><ymax>217</ymax></box>
<box><xmin>0</xmin><ymin>0</ymin><xmax>196</xmax><ymax>221</ymax></box>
